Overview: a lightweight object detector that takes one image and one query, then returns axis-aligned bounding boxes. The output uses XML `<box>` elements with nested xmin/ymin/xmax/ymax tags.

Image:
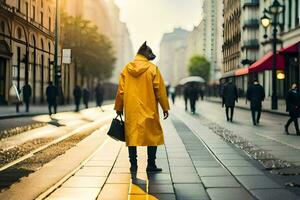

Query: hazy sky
<box><xmin>114</xmin><ymin>0</ymin><xmax>203</xmax><ymax>55</ymax></box>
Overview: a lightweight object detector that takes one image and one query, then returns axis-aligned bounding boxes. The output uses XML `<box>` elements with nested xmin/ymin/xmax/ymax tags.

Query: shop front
<box><xmin>221</xmin><ymin>41</ymin><xmax>300</xmax><ymax>98</ymax></box>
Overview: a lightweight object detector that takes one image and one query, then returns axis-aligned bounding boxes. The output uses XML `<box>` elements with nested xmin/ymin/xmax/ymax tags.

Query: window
<box><xmin>32</xmin><ymin>6</ymin><xmax>35</xmax><ymax>21</ymax></box>
<box><xmin>41</xmin><ymin>39</ymin><xmax>44</xmax><ymax>50</ymax></box>
<box><xmin>0</xmin><ymin>21</ymin><xmax>4</xmax><ymax>33</ymax></box>
<box><xmin>48</xmin><ymin>17</ymin><xmax>51</xmax><ymax>30</ymax></box>
<box><xmin>288</xmin><ymin>0</ymin><xmax>292</xmax><ymax>28</ymax></box>
<box><xmin>40</xmin><ymin>12</ymin><xmax>43</xmax><ymax>26</ymax></box>
<box><xmin>41</xmin><ymin>0</ymin><xmax>44</xmax><ymax>8</ymax></box>
<box><xmin>17</xmin><ymin>27</ymin><xmax>22</xmax><ymax>39</ymax></box>
<box><xmin>296</xmin><ymin>0</ymin><xmax>299</xmax><ymax>26</ymax></box>
<box><xmin>17</xmin><ymin>0</ymin><xmax>21</xmax><ymax>11</ymax></box>
<box><xmin>25</xmin><ymin>2</ymin><xmax>29</xmax><ymax>20</ymax></box>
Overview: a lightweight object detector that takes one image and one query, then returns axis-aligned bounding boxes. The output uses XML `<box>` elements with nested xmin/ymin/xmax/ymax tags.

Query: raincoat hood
<box><xmin>127</xmin><ymin>54</ymin><xmax>151</xmax><ymax>77</ymax></box>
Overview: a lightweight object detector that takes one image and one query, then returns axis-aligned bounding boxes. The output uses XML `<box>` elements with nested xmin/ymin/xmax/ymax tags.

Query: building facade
<box><xmin>61</xmin><ymin>0</ymin><xmax>133</xmax><ymax>84</ymax></box>
<box><xmin>185</xmin><ymin>21</ymin><xmax>206</xmax><ymax>72</ymax></box>
<box><xmin>202</xmin><ymin>0</ymin><xmax>223</xmax><ymax>83</ymax></box>
<box><xmin>223</xmin><ymin>0</ymin><xmax>241</xmax><ymax>76</ymax></box>
<box><xmin>0</xmin><ymin>0</ymin><xmax>55</xmax><ymax>105</ymax></box>
<box><xmin>158</xmin><ymin>28</ymin><xmax>189</xmax><ymax>86</ymax></box>
<box><xmin>221</xmin><ymin>0</ymin><xmax>300</xmax><ymax>100</ymax></box>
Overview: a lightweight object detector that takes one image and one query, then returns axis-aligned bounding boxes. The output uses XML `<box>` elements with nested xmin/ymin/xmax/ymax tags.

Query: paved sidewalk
<box><xmin>39</xmin><ymin>111</ymin><xmax>299</xmax><ymax>199</ymax></box>
<box><xmin>0</xmin><ymin>100</ymin><xmax>113</xmax><ymax>119</ymax></box>
<box><xmin>206</xmin><ymin>97</ymin><xmax>287</xmax><ymax>116</ymax></box>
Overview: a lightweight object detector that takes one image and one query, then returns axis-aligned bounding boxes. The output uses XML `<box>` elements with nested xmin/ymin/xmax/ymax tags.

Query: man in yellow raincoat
<box><xmin>114</xmin><ymin>41</ymin><xmax>170</xmax><ymax>172</ymax></box>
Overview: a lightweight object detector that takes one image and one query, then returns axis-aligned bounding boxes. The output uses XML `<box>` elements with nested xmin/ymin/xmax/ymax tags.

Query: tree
<box><xmin>61</xmin><ymin>13</ymin><xmax>116</xmax><ymax>83</ymax></box>
<box><xmin>188</xmin><ymin>55</ymin><xmax>210</xmax><ymax>81</ymax></box>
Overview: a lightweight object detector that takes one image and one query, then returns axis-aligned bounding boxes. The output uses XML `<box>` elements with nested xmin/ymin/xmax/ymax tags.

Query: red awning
<box><xmin>280</xmin><ymin>41</ymin><xmax>300</xmax><ymax>53</ymax></box>
<box><xmin>248</xmin><ymin>51</ymin><xmax>285</xmax><ymax>73</ymax></box>
<box><xmin>235</xmin><ymin>67</ymin><xmax>249</xmax><ymax>76</ymax></box>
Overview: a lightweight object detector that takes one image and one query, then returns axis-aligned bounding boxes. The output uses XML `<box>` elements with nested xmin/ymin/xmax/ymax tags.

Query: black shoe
<box><xmin>130</xmin><ymin>165</ymin><xmax>138</xmax><ymax>173</ymax></box>
<box><xmin>230</xmin><ymin>118</ymin><xmax>233</xmax><ymax>122</ymax></box>
<box><xmin>227</xmin><ymin>118</ymin><xmax>229</xmax><ymax>122</ymax></box>
<box><xmin>146</xmin><ymin>165</ymin><xmax>162</xmax><ymax>172</ymax></box>
<box><xmin>285</xmin><ymin>124</ymin><xmax>289</xmax><ymax>135</ymax></box>
<box><xmin>253</xmin><ymin>122</ymin><xmax>257</xmax><ymax>126</ymax></box>
<box><xmin>296</xmin><ymin>131</ymin><xmax>300</xmax><ymax>136</ymax></box>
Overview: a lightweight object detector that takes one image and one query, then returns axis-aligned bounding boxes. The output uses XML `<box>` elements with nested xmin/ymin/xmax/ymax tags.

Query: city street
<box><xmin>1</xmin><ymin>0</ymin><xmax>300</xmax><ymax>199</ymax></box>
<box><xmin>0</xmin><ymin>100</ymin><xmax>300</xmax><ymax>200</ymax></box>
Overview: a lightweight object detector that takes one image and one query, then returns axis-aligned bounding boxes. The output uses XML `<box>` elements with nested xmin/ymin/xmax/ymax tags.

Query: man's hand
<box><xmin>116</xmin><ymin>111</ymin><xmax>123</xmax><ymax>116</ymax></box>
<box><xmin>163</xmin><ymin>111</ymin><xmax>169</xmax><ymax>120</ymax></box>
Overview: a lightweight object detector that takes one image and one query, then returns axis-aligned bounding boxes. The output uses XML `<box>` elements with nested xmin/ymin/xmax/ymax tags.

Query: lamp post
<box><xmin>54</xmin><ymin>0</ymin><xmax>59</xmax><ymax>87</ymax></box>
<box><xmin>260</xmin><ymin>0</ymin><xmax>284</xmax><ymax>110</ymax></box>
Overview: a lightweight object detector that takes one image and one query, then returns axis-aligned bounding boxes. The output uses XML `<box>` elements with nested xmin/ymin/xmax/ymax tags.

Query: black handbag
<box><xmin>107</xmin><ymin>115</ymin><xmax>125</xmax><ymax>142</ymax></box>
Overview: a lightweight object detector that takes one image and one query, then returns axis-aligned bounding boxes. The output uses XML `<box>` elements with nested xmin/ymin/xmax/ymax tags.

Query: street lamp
<box><xmin>260</xmin><ymin>0</ymin><xmax>285</xmax><ymax>110</ymax></box>
<box><xmin>54</xmin><ymin>0</ymin><xmax>59</xmax><ymax>87</ymax></box>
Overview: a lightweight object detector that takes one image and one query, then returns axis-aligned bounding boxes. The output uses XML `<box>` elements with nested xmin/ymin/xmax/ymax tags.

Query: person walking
<box><xmin>285</xmin><ymin>83</ymin><xmax>300</xmax><ymax>135</ymax></box>
<box><xmin>73</xmin><ymin>85</ymin><xmax>82</xmax><ymax>112</ymax></box>
<box><xmin>246</xmin><ymin>79</ymin><xmax>265</xmax><ymax>125</ymax></box>
<box><xmin>183</xmin><ymin>85</ymin><xmax>190</xmax><ymax>111</ymax></box>
<box><xmin>169</xmin><ymin>87</ymin><xmax>176</xmax><ymax>105</ymax></box>
<box><xmin>114</xmin><ymin>41</ymin><xmax>170</xmax><ymax>173</ymax></box>
<box><xmin>222</xmin><ymin>80</ymin><xmax>238</xmax><ymax>122</ymax></box>
<box><xmin>83</xmin><ymin>88</ymin><xmax>90</xmax><ymax>109</ymax></box>
<box><xmin>22</xmin><ymin>83</ymin><xmax>32</xmax><ymax>112</ymax></box>
<box><xmin>189</xmin><ymin>83</ymin><xmax>199</xmax><ymax>114</ymax></box>
<box><xmin>46</xmin><ymin>81</ymin><xmax>58</xmax><ymax>115</ymax></box>
<box><xmin>95</xmin><ymin>83</ymin><xmax>104</xmax><ymax>108</ymax></box>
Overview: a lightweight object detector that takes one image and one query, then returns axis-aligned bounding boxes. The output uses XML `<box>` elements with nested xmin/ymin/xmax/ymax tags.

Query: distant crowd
<box><xmin>20</xmin><ymin>82</ymin><xmax>105</xmax><ymax>115</ymax></box>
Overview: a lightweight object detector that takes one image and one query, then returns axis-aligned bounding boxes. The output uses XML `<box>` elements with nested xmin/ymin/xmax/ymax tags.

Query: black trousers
<box><xmin>184</xmin><ymin>97</ymin><xmax>188</xmax><ymax>111</ymax></box>
<box><xmin>128</xmin><ymin>146</ymin><xmax>157</xmax><ymax>166</ymax></box>
<box><xmin>75</xmin><ymin>99</ymin><xmax>80</xmax><ymax>112</ymax></box>
<box><xmin>251</xmin><ymin>109</ymin><xmax>261</xmax><ymax>125</ymax></box>
<box><xmin>24</xmin><ymin>101</ymin><xmax>30</xmax><ymax>112</ymax></box>
<box><xmin>225</xmin><ymin>106</ymin><xmax>234</xmax><ymax>121</ymax></box>
<box><xmin>48</xmin><ymin>101</ymin><xmax>57</xmax><ymax>115</ymax></box>
<box><xmin>286</xmin><ymin>115</ymin><xmax>300</xmax><ymax>133</ymax></box>
<box><xmin>190</xmin><ymin>99</ymin><xmax>196</xmax><ymax>113</ymax></box>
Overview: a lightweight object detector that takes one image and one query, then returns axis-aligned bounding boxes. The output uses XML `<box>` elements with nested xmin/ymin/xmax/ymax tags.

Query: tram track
<box><xmin>0</xmin><ymin>115</ymin><xmax>113</xmax><ymax>192</ymax></box>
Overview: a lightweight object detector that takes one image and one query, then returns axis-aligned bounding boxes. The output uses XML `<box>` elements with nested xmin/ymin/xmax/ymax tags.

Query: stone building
<box><xmin>222</xmin><ymin>0</ymin><xmax>242</xmax><ymax>77</ymax></box>
<box><xmin>221</xmin><ymin>0</ymin><xmax>300</xmax><ymax>100</ymax></box>
<box><xmin>158</xmin><ymin>28</ymin><xmax>189</xmax><ymax>86</ymax></box>
<box><xmin>185</xmin><ymin>0</ymin><xmax>223</xmax><ymax>84</ymax></box>
<box><xmin>0</xmin><ymin>0</ymin><xmax>55</xmax><ymax>104</ymax></box>
<box><xmin>202</xmin><ymin>0</ymin><xmax>223</xmax><ymax>83</ymax></box>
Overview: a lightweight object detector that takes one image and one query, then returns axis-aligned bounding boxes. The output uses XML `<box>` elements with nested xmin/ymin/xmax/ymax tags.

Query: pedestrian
<box><xmin>95</xmin><ymin>83</ymin><xmax>104</xmax><ymax>108</ymax></box>
<box><xmin>22</xmin><ymin>83</ymin><xmax>32</xmax><ymax>112</ymax></box>
<box><xmin>183</xmin><ymin>85</ymin><xmax>190</xmax><ymax>111</ymax></box>
<box><xmin>199</xmin><ymin>86</ymin><xmax>205</xmax><ymax>101</ymax></box>
<box><xmin>222</xmin><ymin>80</ymin><xmax>238</xmax><ymax>122</ymax></box>
<box><xmin>83</xmin><ymin>88</ymin><xmax>90</xmax><ymax>109</ymax></box>
<box><xmin>46</xmin><ymin>81</ymin><xmax>58</xmax><ymax>115</ymax></box>
<box><xmin>189</xmin><ymin>83</ymin><xmax>199</xmax><ymax>114</ymax></box>
<box><xmin>285</xmin><ymin>83</ymin><xmax>300</xmax><ymax>135</ymax></box>
<box><xmin>114</xmin><ymin>41</ymin><xmax>170</xmax><ymax>173</ymax></box>
<box><xmin>169</xmin><ymin>87</ymin><xmax>176</xmax><ymax>105</ymax></box>
<box><xmin>73</xmin><ymin>85</ymin><xmax>82</xmax><ymax>112</ymax></box>
<box><xmin>246</xmin><ymin>79</ymin><xmax>265</xmax><ymax>125</ymax></box>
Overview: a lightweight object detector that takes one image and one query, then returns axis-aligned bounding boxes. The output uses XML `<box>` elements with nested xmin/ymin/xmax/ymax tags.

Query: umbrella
<box><xmin>179</xmin><ymin>76</ymin><xmax>205</xmax><ymax>85</ymax></box>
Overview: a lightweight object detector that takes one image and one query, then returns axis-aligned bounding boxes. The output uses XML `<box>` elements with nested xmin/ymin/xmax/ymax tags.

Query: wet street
<box><xmin>0</xmin><ymin>100</ymin><xmax>300</xmax><ymax>200</ymax></box>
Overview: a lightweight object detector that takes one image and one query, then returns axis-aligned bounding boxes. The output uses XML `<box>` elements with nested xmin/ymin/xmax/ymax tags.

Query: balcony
<box><xmin>242</xmin><ymin>39</ymin><xmax>259</xmax><ymax>49</ymax></box>
<box><xmin>243</xmin><ymin>0</ymin><xmax>259</xmax><ymax>8</ymax></box>
<box><xmin>243</xmin><ymin>19</ymin><xmax>259</xmax><ymax>29</ymax></box>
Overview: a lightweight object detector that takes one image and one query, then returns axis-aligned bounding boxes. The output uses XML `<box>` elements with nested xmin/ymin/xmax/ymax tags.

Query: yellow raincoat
<box><xmin>114</xmin><ymin>54</ymin><xmax>170</xmax><ymax>146</ymax></box>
